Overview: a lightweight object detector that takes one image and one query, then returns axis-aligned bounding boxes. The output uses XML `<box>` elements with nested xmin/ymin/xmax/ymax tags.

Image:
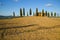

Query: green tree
<box><xmin>45</xmin><ymin>11</ymin><xmax>47</xmax><ymax>16</ymax></box>
<box><xmin>42</xmin><ymin>9</ymin><xmax>44</xmax><ymax>16</ymax></box>
<box><xmin>48</xmin><ymin>12</ymin><xmax>50</xmax><ymax>17</ymax></box>
<box><xmin>23</xmin><ymin>8</ymin><xmax>25</xmax><ymax>16</ymax></box>
<box><xmin>13</xmin><ymin>11</ymin><xmax>15</xmax><ymax>17</ymax></box>
<box><xmin>51</xmin><ymin>12</ymin><xmax>53</xmax><ymax>17</ymax></box>
<box><xmin>20</xmin><ymin>8</ymin><xmax>22</xmax><ymax>17</ymax></box>
<box><xmin>29</xmin><ymin>8</ymin><xmax>32</xmax><ymax>15</ymax></box>
<box><xmin>36</xmin><ymin>8</ymin><xmax>38</xmax><ymax>16</ymax></box>
<box><xmin>54</xmin><ymin>12</ymin><xmax>56</xmax><ymax>17</ymax></box>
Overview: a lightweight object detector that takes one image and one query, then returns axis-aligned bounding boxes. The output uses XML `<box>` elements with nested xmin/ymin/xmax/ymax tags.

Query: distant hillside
<box><xmin>0</xmin><ymin>15</ymin><xmax>13</xmax><ymax>19</ymax></box>
<box><xmin>0</xmin><ymin>15</ymin><xmax>21</xmax><ymax>19</ymax></box>
<box><xmin>0</xmin><ymin>15</ymin><xmax>5</xmax><ymax>17</ymax></box>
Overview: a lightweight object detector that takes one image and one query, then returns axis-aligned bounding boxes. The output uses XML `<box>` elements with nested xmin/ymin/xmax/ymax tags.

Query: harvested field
<box><xmin>0</xmin><ymin>16</ymin><xmax>60</xmax><ymax>40</ymax></box>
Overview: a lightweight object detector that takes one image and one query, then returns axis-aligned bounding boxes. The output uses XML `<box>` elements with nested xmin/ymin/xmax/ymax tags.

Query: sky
<box><xmin>0</xmin><ymin>0</ymin><xmax>60</xmax><ymax>16</ymax></box>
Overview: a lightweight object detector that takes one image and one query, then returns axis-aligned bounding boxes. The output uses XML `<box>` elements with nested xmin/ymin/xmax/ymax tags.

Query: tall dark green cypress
<box><xmin>23</xmin><ymin>8</ymin><xmax>25</xmax><ymax>16</ymax></box>
<box><xmin>20</xmin><ymin>8</ymin><xmax>22</xmax><ymax>17</ymax></box>
<box><xmin>42</xmin><ymin>9</ymin><xmax>44</xmax><ymax>16</ymax></box>
<box><xmin>45</xmin><ymin>11</ymin><xmax>47</xmax><ymax>16</ymax></box>
<box><xmin>13</xmin><ymin>11</ymin><xmax>15</xmax><ymax>17</ymax></box>
<box><xmin>36</xmin><ymin>8</ymin><xmax>38</xmax><ymax>16</ymax></box>
<box><xmin>51</xmin><ymin>12</ymin><xmax>53</xmax><ymax>17</ymax></box>
<box><xmin>29</xmin><ymin>8</ymin><xmax>32</xmax><ymax>15</ymax></box>
<box><xmin>48</xmin><ymin>12</ymin><xmax>50</xmax><ymax>17</ymax></box>
<box><xmin>54</xmin><ymin>12</ymin><xmax>56</xmax><ymax>17</ymax></box>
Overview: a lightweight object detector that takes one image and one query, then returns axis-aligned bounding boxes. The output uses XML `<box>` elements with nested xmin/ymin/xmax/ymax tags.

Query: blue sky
<box><xmin>0</xmin><ymin>0</ymin><xmax>60</xmax><ymax>16</ymax></box>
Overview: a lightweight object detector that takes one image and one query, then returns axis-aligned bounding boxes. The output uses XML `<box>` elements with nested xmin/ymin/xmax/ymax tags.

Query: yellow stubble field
<box><xmin>0</xmin><ymin>16</ymin><xmax>60</xmax><ymax>40</ymax></box>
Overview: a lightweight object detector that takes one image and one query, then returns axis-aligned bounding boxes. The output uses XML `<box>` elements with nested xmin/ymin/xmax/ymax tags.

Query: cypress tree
<box><xmin>23</xmin><ymin>8</ymin><xmax>25</xmax><ymax>16</ymax></box>
<box><xmin>45</xmin><ymin>11</ymin><xmax>47</xmax><ymax>16</ymax></box>
<box><xmin>29</xmin><ymin>8</ymin><xmax>32</xmax><ymax>15</ymax></box>
<box><xmin>42</xmin><ymin>9</ymin><xmax>44</xmax><ymax>16</ymax></box>
<box><xmin>54</xmin><ymin>12</ymin><xmax>56</xmax><ymax>17</ymax></box>
<box><xmin>36</xmin><ymin>8</ymin><xmax>38</xmax><ymax>16</ymax></box>
<box><xmin>48</xmin><ymin>12</ymin><xmax>50</xmax><ymax>17</ymax></box>
<box><xmin>13</xmin><ymin>11</ymin><xmax>15</xmax><ymax>17</ymax></box>
<box><xmin>20</xmin><ymin>8</ymin><xmax>22</xmax><ymax>17</ymax></box>
<box><xmin>51</xmin><ymin>12</ymin><xmax>53</xmax><ymax>17</ymax></box>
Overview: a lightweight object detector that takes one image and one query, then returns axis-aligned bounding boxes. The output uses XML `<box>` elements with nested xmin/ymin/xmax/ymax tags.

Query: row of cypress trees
<box><xmin>20</xmin><ymin>8</ymin><xmax>32</xmax><ymax>17</ymax></box>
<box><xmin>36</xmin><ymin>8</ymin><xmax>57</xmax><ymax>17</ymax></box>
<box><xmin>45</xmin><ymin>11</ymin><xmax>56</xmax><ymax>17</ymax></box>
<box><xmin>13</xmin><ymin>8</ymin><xmax>57</xmax><ymax>17</ymax></box>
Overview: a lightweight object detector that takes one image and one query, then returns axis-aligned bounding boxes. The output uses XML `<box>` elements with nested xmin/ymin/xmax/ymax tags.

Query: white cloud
<box><xmin>45</xmin><ymin>3</ymin><xmax>52</xmax><ymax>7</ymax></box>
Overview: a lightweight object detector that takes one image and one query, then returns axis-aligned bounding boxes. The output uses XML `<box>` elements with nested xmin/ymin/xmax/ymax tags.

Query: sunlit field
<box><xmin>0</xmin><ymin>16</ymin><xmax>60</xmax><ymax>40</ymax></box>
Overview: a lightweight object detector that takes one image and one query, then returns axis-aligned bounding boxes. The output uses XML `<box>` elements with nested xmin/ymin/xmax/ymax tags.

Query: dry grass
<box><xmin>0</xmin><ymin>16</ymin><xmax>60</xmax><ymax>40</ymax></box>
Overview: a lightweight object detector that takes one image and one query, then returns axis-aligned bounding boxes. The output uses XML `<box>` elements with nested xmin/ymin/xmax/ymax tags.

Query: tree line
<box><xmin>13</xmin><ymin>8</ymin><xmax>57</xmax><ymax>17</ymax></box>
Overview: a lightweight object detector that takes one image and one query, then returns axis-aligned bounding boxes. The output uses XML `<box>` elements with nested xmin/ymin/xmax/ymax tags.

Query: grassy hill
<box><xmin>0</xmin><ymin>16</ymin><xmax>60</xmax><ymax>40</ymax></box>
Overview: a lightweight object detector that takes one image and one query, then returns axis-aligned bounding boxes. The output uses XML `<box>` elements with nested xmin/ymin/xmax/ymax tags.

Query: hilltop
<box><xmin>0</xmin><ymin>16</ymin><xmax>60</xmax><ymax>40</ymax></box>
<box><xmin>0</xmin><ymin>16</ymin><xmax>60</xmax><ymax>28</ymax></box>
